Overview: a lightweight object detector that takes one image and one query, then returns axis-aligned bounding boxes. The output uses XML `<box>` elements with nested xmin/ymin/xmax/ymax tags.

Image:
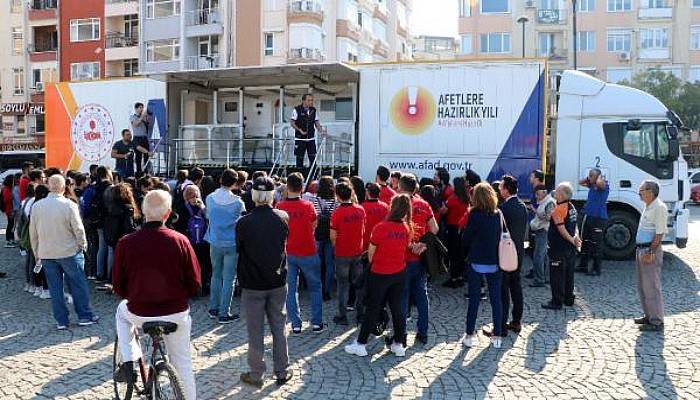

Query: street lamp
<box><xmin>517</xmin><ymin>16</ymin><xmax>529</xmax><ymax>59</ymax></box>
<box><xmin>572</xmin><ymin>0</ymin><xmax>578</xmax><ymax>70</ymax></box>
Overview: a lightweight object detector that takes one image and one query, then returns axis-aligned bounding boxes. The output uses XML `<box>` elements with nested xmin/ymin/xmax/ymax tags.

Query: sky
<box><xmin>409</xmin><ymin>0</ymin><xmax>459</xmax><ymax>38</ymax></box>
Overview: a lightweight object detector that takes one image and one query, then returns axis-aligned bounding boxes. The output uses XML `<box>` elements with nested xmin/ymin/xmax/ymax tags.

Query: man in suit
<box><xmin>486</xmin><ymin>175</ymin><xmax>528</xmax><ymax>337</ymax></box>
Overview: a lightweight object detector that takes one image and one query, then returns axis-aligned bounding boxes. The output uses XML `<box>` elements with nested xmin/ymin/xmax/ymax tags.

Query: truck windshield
<box><xmin>604</xmin><ymin>121</ymin><xmax>674</xmax><ymax>180</ymax></box>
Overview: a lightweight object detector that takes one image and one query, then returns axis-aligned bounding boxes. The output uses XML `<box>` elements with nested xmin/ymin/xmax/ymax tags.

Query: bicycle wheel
<box><xmin>112</xmin><ymin>336</ymin><xmax>134</xmax><ymax>400</ymax></box>
<box><xmin>152</xmin><ymin>362</ymin><xmax>186</xmax><ymax>400</ymax></box>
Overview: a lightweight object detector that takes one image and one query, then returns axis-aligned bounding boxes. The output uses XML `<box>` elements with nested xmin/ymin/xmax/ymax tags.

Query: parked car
<box><xmin>690</xmin><ymin>169</ymin><xmax>700</xmax><ymax>203</ymax></box>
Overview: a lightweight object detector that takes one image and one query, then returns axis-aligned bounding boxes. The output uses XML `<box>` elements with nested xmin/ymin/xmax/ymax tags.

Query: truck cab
<box><xmin>554</xmin><ymin>70</ymin><xmax>689</xmax><ymax>260</ymax></box>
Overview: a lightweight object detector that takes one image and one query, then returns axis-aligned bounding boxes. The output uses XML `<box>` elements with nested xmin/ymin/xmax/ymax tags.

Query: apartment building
<box><xmin>413</xmin><ymin>35</ymin><xmax>459</xmax><ymax>60</ymax></box>
<box><xmin>139</xmin><ymin>0</ymin><xmax>413</xmax><ymax>74</ymax></box>
<box><xmin>104</xmin><ymin>0</ymin><xmax>140</xmax><ymax>78</ymax></box>
<box><xmin>457</xmin><ymin>0</ymin><xmax>700</xmax><ymax>83</ymax></box>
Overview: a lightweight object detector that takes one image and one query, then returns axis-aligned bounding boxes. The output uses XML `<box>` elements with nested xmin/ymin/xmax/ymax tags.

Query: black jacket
<box><xmin>236</xmin><ymin>205</ymin><xmax>289</xmax><ymax>290</ymax></box>
<box><xmin>462</xmin><ymin>209</ymin><xmax>502</xmax><ymax>265</ymax></box>
<box><xmin>500</xmin><ymin>196</ymin><xmax>528</xmax><ymax>265</ymax></box>
<box><xmin>104</xmin><ymin>202</ymin><xmax>137</xmax><ymax>247</ymax></box>
<box><xmin>420</xmin><ymin>232</ymin><xmax>448</xmax><ymax>276</ymax></box>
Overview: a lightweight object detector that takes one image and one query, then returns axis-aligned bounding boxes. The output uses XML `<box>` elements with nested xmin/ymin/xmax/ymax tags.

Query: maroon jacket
<box><xmin>113</xmin><ymin>221</ymin><xmax>202</xmax><ymax>317</ymax></box>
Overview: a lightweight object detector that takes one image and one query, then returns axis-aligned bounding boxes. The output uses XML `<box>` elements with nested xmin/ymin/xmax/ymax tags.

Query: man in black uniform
<box><xmin>290</xmin><ymin>94</ymin><xmax>325</xmax><ymax>170</ymax></box>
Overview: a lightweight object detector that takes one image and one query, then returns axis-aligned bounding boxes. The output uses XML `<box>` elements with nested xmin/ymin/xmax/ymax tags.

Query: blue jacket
<box><xmin>461</xmin><ymin>209</ymin><xmax>502</xmax><ymax>266</ymax></box>
<box><xmin>204</xmin><ymin>188</ymin><xmax>245</xmax><ymax>248</ymax></box>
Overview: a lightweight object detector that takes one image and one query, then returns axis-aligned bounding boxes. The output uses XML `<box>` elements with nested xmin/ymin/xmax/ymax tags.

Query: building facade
<box><xmin>139</xmin><ymin>0</ymin><xmax>413</xmax><ymax>74</ymax></box>
<box><xmin>458</xmin><ymin>0</ymin><xmax>700</xmax><ymax>83</ymax></box>
<box><xmin>412</xmin><ymin>35</ymin><xmax>459</xmax><ymax>60</ymax></box>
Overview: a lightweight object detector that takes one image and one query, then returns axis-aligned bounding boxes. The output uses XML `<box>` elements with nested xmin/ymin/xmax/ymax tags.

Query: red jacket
<box><xmin>1</xmin><ymin>187</ymin><xmax>13</xmax><ymax>216</ymax></box>
<box><xmin>112</xmin><ymin>222</ymin><xmax>202</xmax><ymax>317</ymax></box>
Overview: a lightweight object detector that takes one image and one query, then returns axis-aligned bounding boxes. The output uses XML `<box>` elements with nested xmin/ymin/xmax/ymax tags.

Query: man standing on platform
<box><xmin>290</xmin><ymin>94</ymin><xmax>325</xmax><ymax>170</ymax></box>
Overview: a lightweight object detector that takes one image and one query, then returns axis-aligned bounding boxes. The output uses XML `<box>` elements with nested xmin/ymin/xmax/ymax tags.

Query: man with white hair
<box><xmin>542</xmin><ymin>182</ymin><xmax>582</xmax><ymax>310</ymax></box>
<box><xmin>112</xmin><ymin>189</ymin><xmax>202</xmax><ymax>400</ymax></box>
<box><xmin>29</xmin><ymin>174</ymin><xmax>97</xmax><ymax>329</ymax></box>
<box><xmin>634</xmin><ymin>180</ymin><xmax>667</xmax><ymax>331</ymax></box>
<box><xmin>236</xmin><ymin>176</ymin><xmax>293</xmax><ymax>388</ymax></box>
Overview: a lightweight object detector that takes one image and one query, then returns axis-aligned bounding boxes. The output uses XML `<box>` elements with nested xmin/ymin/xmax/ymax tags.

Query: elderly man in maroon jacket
<box><xmin>113</xmin><ymin>189</ymin><xmax>201</xmax><ymax>400</ymax></box>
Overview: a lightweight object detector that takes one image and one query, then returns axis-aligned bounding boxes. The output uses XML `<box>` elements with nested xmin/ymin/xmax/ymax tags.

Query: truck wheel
<box><xmin>602</xmin><ymin>210</ymin><xmax>638</xmax><ymax>260</ymax></box>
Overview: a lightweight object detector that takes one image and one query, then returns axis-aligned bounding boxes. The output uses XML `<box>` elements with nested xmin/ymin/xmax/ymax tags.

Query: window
<box><xmin>461</xmin><ymin>34</ymin><xmax>473</xmax><ymax>54</ymax></box>
<box><xmin>577</xmin><ymin>0</ymin><xmax>595</xmax><ymax>12</ymax></box>
<box><xmin>480</xmin><ymin>32</ymin><xmax>511</xmax><ymax>53</ymax></box>
<box><xmin>70</xmin><ymin>62</ymin><xmax>100</xmax><ymax>81</ymax></box>
<box><xmin>70</xmin><ymin>18</ymin><xmax>100</xmax><ymax>42</ymax></box>
<box><xmin>11</xmin><ymin>0</ymin><xmax>21</xmax><ymax>13</ymax></box>
<box><xmin>373</xmin><ymin>20</ymin><xmax>387</xmax><ymax>43</ymax></box>
<box><xmin>198</xmin><ymin>35</ymin><xmax>219</xmax><ymax>57</ymax></box>
<box><xmin>33</xmin><ymin>69</ymin><xmax>41</xmax><ymax>87</ymax></box>
<box><xmin>694</xmin><ymin>0</ymin><xmax>700</xmax><ymax>7</ymax></box>
<box><xmin>12</xmin><ymin>27</ymin><xmax>23</xmax><ymax>55</ymax></box>
<box><xmin>577</xmin><ymin>31</ymin><xmax>595</xmax><ymax>52</ymax></box>
<box><xmin>607</xmin><ymin>68</ymin><xmax>632</xmax><ymax>83</ymax></box>
<box><xmin>145</xmin><ymin>39</ymin><xmax>180</xmax><ymax>62</ymax></box>
<box><xmin>643</xmin><ymin>0</ymin><xmax>666</xmax><ymax>7</ymax></box>
<box><xmin>124</xmin><ymin>14</ymin><xmax>138</xmax><ymax>38</ymax></box>
<box><xmin>17</xmin><ymin>115</ymin><xmax>25</xmax><ymax>135</ymax></box>
<box><xmin>538</xmin><ymin>33</ymin><xmax>554</xmax><ymax>56</ymax></box>
<box><xmin>146</xmin><ymin>0</ymin><xmax>182</xmax><ymax>18</ymax></box>
<box><xmin>124</xmin><ymin>59</ymin><xmax>138</xmax><ymax>77</ymax></box>
<box><xmin>264</xmin><ymin>33</ymin><xmax>274</xmax><ymax>56</ymax></box>
<box><xmin>691</xmin><ymin>26</ymin><xmax>700</xmax><ymax>50</ymax></box>
<box><xmin>607</xmin><ymin>30</ymin><xmax>631</xmax><ymax>52</ymax></box>
<box><xmin>460</xmin><ymin>0</ymin><xmax>471</xmax><ymax>16</ymax></box>
<box><xmin>335</xmin><ymin>97</ymin><xmax>353</xmax><ymax>120</ymax></box>
<box><xmin>320</xmin><ymin>100</ymin><xmax>335</xmax><ymax>112</ymax></box>
<box><xmin>35</xmin><ymin>114</ymin><xmax>45</xmax><ymax>134</ymax></box>
<box><xmin>607</xmin><ymin>0</ymin><xmax>631</xmax><ymax>11</ymax></box>
<box><xmin>357</xmin><ymin>11</ymin><xmax>363</xmax><ymax>27</ymax></box>
<box><xmin>13</xmin><ymin>68</ymin><xmax>24</xmax><ymax>95</ymax></box>
<box><xmin>481</xmin><ymin>0</ymin><xmax>509</xmax><ymax>13</ymax></box>
<box><xmin>640</xmin><ymin>28</ymin><xmax>668</xmax><ymax>49</ymax></box>
<box><xmin>619</xmin><ymin>123</ymin><xmax>671</xmax><ymax>164</ymax></box>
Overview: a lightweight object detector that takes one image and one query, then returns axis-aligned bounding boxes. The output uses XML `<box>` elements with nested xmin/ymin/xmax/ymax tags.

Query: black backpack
<box><xmin>314</xmin><ymin>198</ymin><xmax>333</xmax><ymax>241</ymax></box>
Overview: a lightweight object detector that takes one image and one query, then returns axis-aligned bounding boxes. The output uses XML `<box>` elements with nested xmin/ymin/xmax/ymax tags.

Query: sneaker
<box><xmin>482</xmin><ymin>327</ymin><xmax>507</xmax><ymax>338</ymax></box>
<box><xmin>462</xmin><ymin>334</ymin><xmax>477</xmax><ymax>348</ymax></box>
<box><xmin>33</xmin><ymin>287</ymin><xmax>42</xmax><ymax>297</ymax></box>
<box><xmin>40</xmin><ymin>289</ymin><xmax>51</xmax><ymax>299</ymax></box>
<box><xmin>78</xmin><ymin>315</ymin><xmax>100</xmax><ymax>326</ymax></box>
<box><xmin>4</xmin><ymin>242</ymin><xmax>17</xmax><ymax>248</ymax></box>
<box><xmin>634</xmin><ymin>316</ymin><xmax>649</xmax><ymax>325</ymax></box>
<box><xmin>333</xmin><ymin>316</ymin><xmax>349</xmax><ymax>325</ymax></box>
<box><xmin>240</xmin><ymin>372</ymin><xmax>264</xmax><ymax>388</ymax></box>
<box><xmin>490</xmin><ymin>336</ymin><xmax>502</xmax><ymax>349</ymax></box>
<box><xmin>346</xmin><ymin>304</ymin><xmax>355</xmax><ymax>311</ymax></box>
<box><xmin>56</xmin><ymin>324</ymin><xmax>68</xmax><ymax>331</ymax></box>
<box><xmin>291</xmin><ymin>326</ymin><xmax>302</xmax><ymax>334</ymax></box>
<box><xmin>86</xmin><ymin>275</ymin><xmax>97</xmax><ymax>281</ymax></box>
<box><xmin>541</xmin><ymin>301</ymin><xmax>562</xmax><ymax>310</ymax></box>
<box><xmin>114</xmin><ymin>361</ymin><xmax>135</xmax><ymax>383</ymax></box>
<box><xmin>505</xmin><ymin>322</ymin><xmax>522</xmax><ymax>334</ymax></box>
<box><xmin>207</xmin><ymin>309</ymin><xmax>219</xmax><ymax>319</ymax></box>
<box><xmin>275</xmin><ymin>370</ymin><xmax>294</xmax><ymax>386</ymax></box>
<box><xmin>64</xmin><ymin>293</ymin><xmax>73</xmax><ymax>304</ymax></box>
<box><xmin>218</xmin><ymin>314</ymin><xmax>239</xmax><ymax>324</ymax></box>
<box><xmin>639</xmin><ymin>323</ymin><xmax>664</xmax><ymax>332</ymax></box>
<box><xmin>312</xmin><ymin>324</ymin><xmax>325</xmax><ymax>333</ymax></box>
<box><xmin>480</xmin><ymin>290</ymin><xmax>488</xmax><ymax>300</ymax></box>
<box><xmin>344</xmin><ymin>340</ymin><xmax>368</xmax><ymax>357</ymax></box>
<box><xmin>390</xmin><ymin>342</ymin><xmax>407</xmax><ymax>357</ymax></box>
<box><xmin>23</xmin><ymin>283</ymin><xmax>31</xmax><ymax>292</ymax></box>
<box><xmin>414</xmin><ymin>334</ymin><xmax>428</xmax><ymax>346</ymax></box>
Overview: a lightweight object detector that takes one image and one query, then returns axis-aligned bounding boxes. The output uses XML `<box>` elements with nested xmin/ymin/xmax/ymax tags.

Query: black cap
<box><xmin>252</xmin><ymin>176</ymin><xmax>275</xmax><ymax>192</ymax></box>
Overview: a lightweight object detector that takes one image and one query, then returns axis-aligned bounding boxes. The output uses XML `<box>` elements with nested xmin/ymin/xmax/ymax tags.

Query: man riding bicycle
<box><xmin>112</xmin><ymin>190</ymin><xmax>202</xmax><ymax>400</ymax></box>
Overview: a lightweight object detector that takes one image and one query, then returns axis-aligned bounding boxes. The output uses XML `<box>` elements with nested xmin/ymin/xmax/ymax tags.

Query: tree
<box><xmin>619</xmin><ymin>70</ymin><xmax>700</xmax><ymax>131</ymax></box>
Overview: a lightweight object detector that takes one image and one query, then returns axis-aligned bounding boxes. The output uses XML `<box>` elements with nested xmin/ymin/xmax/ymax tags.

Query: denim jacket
<box><xmin>204</xmin><ymin>188</ymin><xmax>245</xmax><ymax>248</ymax></box>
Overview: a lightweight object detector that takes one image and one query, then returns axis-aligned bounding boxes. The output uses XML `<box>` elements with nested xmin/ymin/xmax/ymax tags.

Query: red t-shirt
<box><xmin>277</xmin><ymin>197</ymin><xmax>317</xmax><ymax>257</ymax></box>
<box><xmin>406</xmin><ymin>195</ymin><xmax>435</xmax><ymax>262</ymax></box>
<box><xmin>370</xmin><ymin>221</ymin><xmax>411</xmax><ymax>274</ymax></box>
<box><xmin>379</xmin><ymin>184</ymin><xmax>396</xmax><ymax>205</ymax></box>
<box><xmin>362</xmin><ymin>199</ymin><xmax>389</xmax><ymax>251</ymax></box>
<box><xmin>445</xmin><ymin>194</ymin><xmax>469</xmax><ymax>226</ymax></box>
<box><xmin>330</xmin><ymin>203</ymin><xmax>366</xmax><ymax>257</ymax></box>
<box><xmin>458</xmin><ymin>208</ymin><xmax>471</xmax><ymax>229</ymax></box>
<box><xmin>441</xmin><ymin>184</ymin><xmax>454</xmax><ymax>202</ymax></box>
<box><xmin>19</xmin><ymin>176</ymin><xmax>30</xmax><ymax>201</ymax></box>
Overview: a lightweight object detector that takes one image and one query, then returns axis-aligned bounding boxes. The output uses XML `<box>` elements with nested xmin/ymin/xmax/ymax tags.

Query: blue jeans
<box><xmin>532</xmin><ymin>229</ymin><xmax>549</xmax><ymax>285</ymax></box>
<box><xmin>466</xmin><ymin>265</ymin><xmax>503</xmax><ymax>336</ymax></box>
<box><xmin>43</xmin><ymin>252</ymin><xmax>95</xmax><ymax>326</ymax></box>
<box><xmin>96</xmin><ymin>229</ymin><xmax>108</xmax><ymax>279</ymax></box>
<box><xmin>286</xmin><ymin>254</ymin><xmax>323</xmax><ymax>327</ymax></box>
<box><xmin>402</xmin><ymin>261</ymin><xmax>429</xmax><ymax>338</ymax></box>
<box><xmin>107</xmin><ymin>245</ymin><xmax>115</xmax><ymax>281</ymax></box>
<box><xmin>209</xmin><ymin>245</ymin><xmax>238</xmax><ymax>316</ymax></box>
<box><xmin>317</xmin><ymin>239</ymin><xmax>334</xmax><ymax>295</ymax></box>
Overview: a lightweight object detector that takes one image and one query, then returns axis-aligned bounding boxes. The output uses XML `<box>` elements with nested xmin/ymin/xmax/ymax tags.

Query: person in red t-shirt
<box><xmin>18</xmin><ymin>161</ymin><xmax>34</xmax><ymax>201</ymax></box>
<box><xmin>276</xmin><ymin>173</ymin><xmax>324</xmax><ymax>334</ymax></box>
<box><xmin>330</xmin><ymin>182</ymin><xmax>366</xmax><ymax>325</ymax></box>
<box><xmin>345</xmin><ymin>194</ymin><xmax>420</xmax><ymax>358</ymax></box>
<box><xmin>375</xmin><ymin>165</ymin><xmax>396</xmax><ymax>205</ymax></box>
<box><xmin>443</xmin><ymin>176</ymin><xmax>470</xmax><ymax>289</ymax></box>
<box><xmin>398</xmin><ymin>173</ymin><xmax>438</xmax><ymax>345</ymax></box>
<box><xmin>361</xmin><ymin>183</ymin><xmax>389</xmax><ymax>252</ymax></box>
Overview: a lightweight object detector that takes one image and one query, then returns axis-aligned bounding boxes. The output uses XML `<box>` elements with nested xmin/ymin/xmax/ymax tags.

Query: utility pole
<box><xmin>517</xmin><ymin>16</ymin><xmax>529</xmax><ymax>59</ymax></box>
<box><xmin>572</xmin><ymin>0</ymin><xmax>578</xmax><ymax>70</ymax></box>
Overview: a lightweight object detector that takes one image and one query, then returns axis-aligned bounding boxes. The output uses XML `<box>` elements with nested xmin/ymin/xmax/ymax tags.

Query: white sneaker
<box><xmin>23</xmin><ymin>283</ymin><xmax>31</xmax><ymax>292</ymax></box>
<box><xmin>33</xmin><ymin>287</ymin><xmax>42</xmax><ymax>297</ymax></box>
<box><xmin>390</xmin><ymin>342</ymin><xmax>407</xmax><ymax>357</ymax></box>
<box><xmin>490</xmin><ymin>336</ymin><xmax>502</xmax><ymax>349</ymax></box>
<box><xmin>40</xmin><ymin>289</ymin><xmax>51</xmax><ymax>299</ymax></box>
<box><xmin>462</xmin><ymin>334</ymin><xmax>477</xmax><ymax>348</ymax></box>
<box><xmin>344</xmin><ymin>340</ymin><xmax>368</xmax><ymax>357</ymax></box>
<box><xmin>64</xmin><ymin>293</ymin><xmax>73</xmax><ymax>304</ymax></box>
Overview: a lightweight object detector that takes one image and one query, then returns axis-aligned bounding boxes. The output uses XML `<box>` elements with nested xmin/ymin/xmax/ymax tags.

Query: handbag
<box><xmin>498</xmin><ymin>211</ymin><xmax>518</xmax><ymax>272</ymax></box>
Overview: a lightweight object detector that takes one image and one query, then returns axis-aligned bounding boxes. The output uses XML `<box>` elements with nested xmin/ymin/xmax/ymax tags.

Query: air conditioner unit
<box><xmin>525</xmin><ymin>0</ymin><xmax>535</xmax><ymax>7</ymax></box>
<box><xmin>35</xmin><ymin>82</ymin><xmax>44</xmax><ymax>92</ymax></box>
<box><xmin>618</xmin><ymin>52</ymin><xmax>630</xmax><ymax>61</ymax></box>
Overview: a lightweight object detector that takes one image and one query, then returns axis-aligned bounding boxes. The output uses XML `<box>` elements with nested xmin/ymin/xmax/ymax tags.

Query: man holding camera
<box><xmin>130</xmin><ymin>102</ymin><xmax>153</xmax><ymax>176</ymax></box>
<box><xmin>111</xmin><ymin>129</ymin><xmax>148</xmax><ymax>178</ymax></box>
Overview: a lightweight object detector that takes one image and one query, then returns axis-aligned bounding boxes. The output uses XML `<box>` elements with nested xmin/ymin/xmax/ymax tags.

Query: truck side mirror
<box><xmin>667</xmin><ymin>125</ymin><xmax>678</xmax><ymax>139</ymax></box>
<box><xmin>668</xmin><ymin>138</ymin><xmax>679</xmax><ymax>161</ymax></box>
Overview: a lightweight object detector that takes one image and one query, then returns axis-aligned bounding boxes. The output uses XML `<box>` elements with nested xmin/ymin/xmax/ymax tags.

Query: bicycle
<box><xmin>113</xmin><ymin>321</ymin><xmax>186</xmax><ymax>400</ymax></box>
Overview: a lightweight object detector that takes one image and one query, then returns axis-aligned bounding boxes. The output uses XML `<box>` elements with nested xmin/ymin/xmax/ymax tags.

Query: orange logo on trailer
<box><xmin>389</xmin><ymin>86</ymin><xmax>436</xmax><ymax>135</ymax></box>
<box><xmin>71</xmin><ymin>104</ymin><xmax>114</xmax><ymax>163</ymax></box>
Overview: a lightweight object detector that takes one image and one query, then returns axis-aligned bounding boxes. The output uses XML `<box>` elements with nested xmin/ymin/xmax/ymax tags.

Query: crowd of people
<box><xmin>0</xmin><ymin>157</ymin><xmax>670</xmax><ymax>398</ymax></box>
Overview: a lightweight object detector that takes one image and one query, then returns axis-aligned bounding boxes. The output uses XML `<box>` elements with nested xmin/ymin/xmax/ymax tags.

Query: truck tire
<box><xmin>602</xmin><ymin>209</ymin><xmax>638</xmax><ymax>260</ymax></box>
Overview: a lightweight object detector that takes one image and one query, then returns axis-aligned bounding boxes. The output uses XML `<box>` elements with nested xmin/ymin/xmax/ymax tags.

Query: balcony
<box><xmin>28</xmin><ymin>0</ymin><xmax>58</xmax><ymax>22</ymax></box>
<box><xmin>543</xmin><ymin>47</ymin><xmax>568</xmax><ymax>62</ymax></box>
<box><xmin>337</xmin><ymin>20</ymin><xmax>361</xmax><ymax>42</ymax></box>
<box><xmin>105</xmin><ymin>0</ymin><xmax>138</xmax><ymax>17</ymax></box>
<box><xmin>28</xmin><ymin>44</ymin><xmax>58</xmax><ymax>62</ymax></box>
<box><xmin>288</xmin><ymin>1</ymin><xmax>324</xmax><ymax>25</ymax></box>
<box><xmin>397</xmin><ymin>23</ymin><xmax>408</xmax><ymax>38</ymax></box>
<box><xmin>186</xmin><ymin>54</ymin><xmax>223</xmax><ymax>70</ymax></box>
<box><xmin>105</xmin><ymin>32</ymin><xmax>139</xmax><ymax>61</ymax></box>
<box><xmin>373</xmin><ymin>5</ymin><xmax>389</xmax><ymax>24</ymax></box>
<box><xmin>373</xmin><ymin>41</ymin><xmax>389</xmax><ymax>58</ymax></box>
<box><xmin>288</xmin><ymin>47</ymin><xmax>325</xmax><ymax>63</ymax></box>
<box><xmin>537</xmin><ymin>9</ymin><xmax>567</xmax><ymax>24</ymax></box>
<box><xmin>185</xmin><ymin>8</ymin><xmax>224</xmax><ymax>37</ymax></box>
<box><xmin>639</xmin><ymin>48</ymin><xmax>670</xmax><ymax>60</ymax></box>
<box><xmin>638</xmin><ymin>7</ymin><xmax>672</xmax><ymax>19</ymax></box>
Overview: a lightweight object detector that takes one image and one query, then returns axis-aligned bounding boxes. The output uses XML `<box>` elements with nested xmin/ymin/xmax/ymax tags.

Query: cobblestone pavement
<box><xmin>1</xmin><ymin>207</ymin><xmax>700</xmax><ymax>400</ymax></box>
